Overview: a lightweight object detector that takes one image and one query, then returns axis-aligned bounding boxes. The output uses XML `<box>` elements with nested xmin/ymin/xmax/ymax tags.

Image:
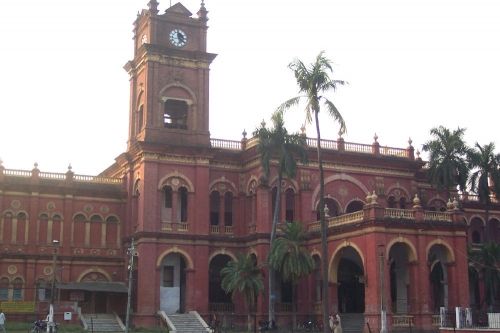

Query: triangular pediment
<box><xmin>165</xmin><ymin>2</ymin><xmax>192</xmax><ymax>17</ymax></box>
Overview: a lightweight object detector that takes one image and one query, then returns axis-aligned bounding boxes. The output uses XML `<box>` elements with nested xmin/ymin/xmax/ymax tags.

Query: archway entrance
<box><xmin>388</xmin><ymin>243</ymin><xmax>413</xmax><ymax>314</ymax></box>
<box><xmin>428</xmin><ymin>244</ymin><xmax>452</xmax><ymax>313</ymax></box>
<box><xmin>335</xmin><ymin>247</ymin><xmax>365</xmax><ymax>313</ymax></box>
<box><xmin>209</xmin><ymin>254</ymin><xmax>233</xmax><ymax>312</ymax></box>
<box><xmin>160</xmin><ymin>253</ymin><xmax>187</xmax><ymax>314</ymax></box>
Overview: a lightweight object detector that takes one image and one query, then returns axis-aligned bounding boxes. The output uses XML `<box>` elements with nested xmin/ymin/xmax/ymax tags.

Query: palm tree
<box><xmin>254</xmin><ymin>110</ymin><xmax>308</xmax><ymax>325</ymax></box>
<box><xmin>268</xmin><ymin>221</ymin><xmax>314</xmax><ymax>331</ymax></box>
<box><xmin>467</xmin><ymin>142</ymin><xmax>500</xmax><ymax>206</ymax></box>
<box><xmin>221</xmin><ymin>252</ymin><xmax>264</xmax><ymax>332</ymax></box>
<box><xmin>422</xmin><ymin>126</ymin><xmax>469</xmax><ymax>200</ymax></box>
<box><xmin>469</xmin><ymin>242</ymin><xmax>500</xmax><ymax>310</ymax></box>
<box><xmin>277</xmin><ymin>51</ymin><xmax>346</xmax><ymax>332</ymax></box>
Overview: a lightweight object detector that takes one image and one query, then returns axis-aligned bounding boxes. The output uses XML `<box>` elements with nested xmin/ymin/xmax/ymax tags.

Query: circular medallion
<box><xmin>11</xmin><ymin>200</ymin><xmax>21</xmax><ymax>209</ymax></box>
<box><xmin>47</xmin><ymin>202</ymin><xmax>56</xmax><ymax>210</ymax></box>
<box><xmin>7</xmin><ymin>265</ymin><xmax>17</xmax><ymax>275</ymax></box>
<box><xmin>44</xmin><ymin>266</ymin><xmax>53</xmax><ymax>276</ymax></box>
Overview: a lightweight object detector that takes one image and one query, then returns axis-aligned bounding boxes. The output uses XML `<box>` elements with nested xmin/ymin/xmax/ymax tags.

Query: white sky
<box><xmin>0</xmin><ymin>0</ymin><xmax>499</xmax><ymax>175</ymax></box>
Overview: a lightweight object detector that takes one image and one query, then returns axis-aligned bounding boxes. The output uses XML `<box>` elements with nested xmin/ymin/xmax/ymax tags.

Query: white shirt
<box><xmin>0</xmin><ymin>312</ymin><xmax>6</xmax><ymax>325</ymax></box>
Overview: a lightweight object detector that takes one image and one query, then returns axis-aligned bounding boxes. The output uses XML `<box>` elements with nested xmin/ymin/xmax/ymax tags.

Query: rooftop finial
<box><xmin>148</xmin><ymin>0</ymin><xmax>159</xmax><ymax>15</ymax></box>
<box><xmin>198</xmin><ymin>0</ymin><xmax>208</xmax><ymax>22</ymax></box>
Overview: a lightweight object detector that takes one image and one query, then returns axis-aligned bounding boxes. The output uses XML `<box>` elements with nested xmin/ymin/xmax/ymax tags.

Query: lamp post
<box><xmin>125</xmin><ymin>238</ymin><xmax>138</xmax><ymax>333</ymax></box>
<box><xmin>50</xmin><ymin>240</ymin><xmax>59</xmax><ymax>304</ymax></box>
<box><xmin>49</xmin><ymin>239</ymin><xmax>59</xmax><ymax>333</ymax></box>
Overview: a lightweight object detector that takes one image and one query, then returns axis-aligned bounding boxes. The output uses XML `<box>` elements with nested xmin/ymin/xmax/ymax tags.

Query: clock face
<box><xmin>169</xmin><ymin>29</ymin><xmax>187</xmax><ymax>47</ymax></box>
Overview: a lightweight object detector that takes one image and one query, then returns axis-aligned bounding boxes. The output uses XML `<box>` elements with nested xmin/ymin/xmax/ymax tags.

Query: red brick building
<box><xmin>1</xmin><ymin>1</ymin><xmax>498</xmax><ymax>332</ymax></box>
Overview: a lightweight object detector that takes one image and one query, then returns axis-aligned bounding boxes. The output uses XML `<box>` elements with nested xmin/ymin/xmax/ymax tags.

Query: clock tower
<box><xmin>124</xmin><ymin>0</ymin><xmax>217</xmax><ymax>149</ymax></box>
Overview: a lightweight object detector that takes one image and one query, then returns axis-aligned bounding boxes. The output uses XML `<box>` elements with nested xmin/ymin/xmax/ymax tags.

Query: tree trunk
<box><xmin>314</xmin><ymin>109</ymin><xmax>330</xmax><ymax>333</ymax></box>
<box><xmin>269</xmin><ymin>172</ymin><xmax>282</xmax><ymax>325</ymax></box>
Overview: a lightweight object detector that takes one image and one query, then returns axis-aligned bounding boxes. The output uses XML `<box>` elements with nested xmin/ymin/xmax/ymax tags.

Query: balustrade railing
<box><xmin>384</xmin><ymin>208</ymin><xmax>415</xmax><ymax>219</ymax></box>
<box><xmin>381</xmin><ymin>146</ymin><xmax>409</xmax><ymax>158</ymax></box>
<box><xmin>210</xmin><ymin>138</ymin><xmax>241</xmax><ymax>150</ymax></box>
<box><xmin>327</xmin><ymin>211</ymin><xmax>364</xmax><ymax>227</ymax></box>
<box><xmin>392</xmin><ymin>315</ymin><xmax>414</xmax><ymax>327</ymax></box>
<box><xmin>208</xmin><ymin>136</ymin><xmax>412</xmax><ymax>160</ymax></box>
<box><xmin>461</xmin><ymin>193</ymin><xmax>499</xmax><ymax>204</ymax></box>
<box><xmin>224</xmin><ymin>225</ymin><xmax>233</xmax><ymax>234</ymax></box>
<box><xmin>3</xmin><ymin>169</ymin><xmax>32</xmax><ymax>177</ymax></box>
<box><xmin>248</xmin><ymin>224</ymin><xmax>256</xmax><ymax>233</ymax></box>
<box><xmin>73</xmin><ymin>174</ymin><xmax>122</xmax><ymax>184</ymax></box>
<box><xmin>39</xmin><ymin>172</ymin><xmax>66</xmax><ymax>180</ymax></box>
<box><xmin>432</xmin><ymin>315</ymin><xmax>441</xmax><ymax>326</ymax></box>
<box><xmin>161</xmin><ymin>222</ymin><xmax>189</xmax><ymax>232</ymax></box>
<box><xmin>424</xmin><ymin>211</ymin><xmax>452</xmax><ymax>222</ymax></box>
<box><xmin>2</xmin><ymin>168</ymin><xmax>122</xmax><ymax>184</ymax></box>
<box><xmin>210</xmin><ymin>225</ymin><xmax>220</xmax><ymax>233</ymax></box>
<box><xmin>344</xmin><ymin>142</ymin><xmax>372</xmax><ymax>154</ymax></box>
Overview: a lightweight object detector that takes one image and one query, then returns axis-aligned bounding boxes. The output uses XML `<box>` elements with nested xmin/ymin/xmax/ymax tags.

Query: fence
<box><xmin>440</xmin><ymin>307</ymin><xmax>499</xmax><ymax>329</ymax></box>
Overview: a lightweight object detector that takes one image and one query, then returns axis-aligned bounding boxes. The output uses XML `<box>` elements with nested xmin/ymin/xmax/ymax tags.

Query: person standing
<box><xmin>0</xmin><ymin>309</ymin><xmax>6</xmax><ymax>333</ymax></box>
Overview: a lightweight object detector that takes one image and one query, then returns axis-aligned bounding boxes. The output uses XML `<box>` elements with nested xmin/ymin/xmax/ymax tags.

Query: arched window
<box><xmin>210</xmin><ymin>191</ymin><xmax>220</xmax><ymax>226</ymax></box>
<box><xmin>36</xmin><ymin>279</ymin><xmax>48</xmax><ymax>301</ymax></box>
<box><xmin>12</xmin><ymin>277</ymin><xmax>23</xmax><ymax>300</ymax></box>
<box><xmin>90</xmin><ymin>215</ymin><xmax>103</xmax><ymax>223</ymax></box>
<box><xmin>317</xmin><ymin>198</ymin><xmax>340</xmax><ymax>220</ymax></box>
<box><xmin>345</xmin><ymin>200</ymin><xmax>364</xmax><ymax>214</ymax></box>
<box><xmin>74</xmin><ymin>214</ymin><xmax>86</xmax><ymax>223</ymax></box>
<box><xmin>137</xmin><ymin>104</ymin><xmax>144</xmax><ymax>132</ymax></box>
<box><xmin>164</xmin><ymin>99</ymin><xmax>188</xmax><ymax>129</ymax></box>
<box><xmin>162</xmin><ymin>186</ymin><xmax>173</xmax><ymax>221</ymax></box>
<box><xmin>285</xmin><ymin>189</ymin><xmax>295</xmax><ymax>222</ymax></box>
<box><xmin>399</xmin><ymin>197</ymin><xmax>407</xmax><ymax>209</ymax></box>
<box><xmin>0</xmin><ymin>277</ymin><xmax>9</xmax><ymax>300</ymax></box>
<box><xmin>224</xmin><ymin>192</ymin><xmax>233</xmax><ymax>226</ymax></box>
<box><xmin>179</xmin><ymin>187</ymin><xmax>188</xmax><ymax>223</ymax></box>
<box><xmin>387</xmin><ymin>196</ymin><xmax>397</xmax><ymax>208</ymax></box>
<box><xmin>472</xmin><ymin>230</ymin><xmax>481</xmax><ymax>244</ymax></box>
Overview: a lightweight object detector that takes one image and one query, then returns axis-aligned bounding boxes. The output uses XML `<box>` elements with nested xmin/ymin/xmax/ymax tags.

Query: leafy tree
<box><xmin>422</xmin><ymin>126</ymin><xmax>469</xmax><ymax>199</ymax></box>
<box><xmin>254</xmin><ymin>110</ymin><xmax>308</xmax><ymax>325</ymax></box>
<box><xmin>221</xmin><ymin>252</ymin><xmax>264</xmax><ymax>332</ymax></box>
<box><xmin>277</xmin><ymin>51</ymin><xmax>346</xmax><ymax>332</ymax></box>
<box><xmin>268</xmin><ymin>221</ymin><xmax>314</xmax><ymax>330</ymax></box>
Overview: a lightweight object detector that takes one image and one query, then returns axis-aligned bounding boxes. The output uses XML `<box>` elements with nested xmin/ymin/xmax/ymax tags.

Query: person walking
<box><xmin>0</xmin><ymin>309</ymin><xmax>6</xmax><ymax>333</ymax></box>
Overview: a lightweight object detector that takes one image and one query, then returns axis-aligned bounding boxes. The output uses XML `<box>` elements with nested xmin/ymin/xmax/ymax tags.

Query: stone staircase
<box><xmin>158</xmin><ymin>311</ymin><xmax>210</xmax><ymax>333</ymax></box>
<box><xmin>340</xmin><ymin>313</ymin><xmax>365</xmax><ymax>333</ymax></box>
<box><xmin>82</xmin><ymin>313</ymin><xmax>124</xmax><ymax>332</ymax></box>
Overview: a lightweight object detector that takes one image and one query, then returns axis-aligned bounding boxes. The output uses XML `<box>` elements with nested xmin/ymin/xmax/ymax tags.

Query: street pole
<box><xmin>379</xmin><ymin>245</ymin><xmax>387</xmax><ymax>333</ymax></box>
<box><xmin>125</xmin><ymin>238</ymin><xmax>138</xmax><ymax>333</ymax></box>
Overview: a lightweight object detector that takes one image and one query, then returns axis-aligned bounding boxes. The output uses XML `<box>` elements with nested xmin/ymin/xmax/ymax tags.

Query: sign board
<box><xmin>0</xmin><ymin>301</ymin><xmax>35</xmax><ymax>313</ymax></box>
<box><xmin>64</xmin><ymin>312</ymin><xmax>72</xmax><ymax>321</ymax></box>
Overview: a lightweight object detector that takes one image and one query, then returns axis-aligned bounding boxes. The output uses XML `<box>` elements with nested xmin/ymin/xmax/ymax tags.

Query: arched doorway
<box><xmin>209</xmin><ymin>254</ymin><xmax>233</xmax><ymax>312</ymax></box>
<box><xmin>160</xmin><ymin>253</ymin><xmax>187</xmax><ymax>314</ymax></box>
<box><xmin>388</xmin><ymin>243</ymin><xmax>413</xmax><ymax>314</ymax></box>
<box><xmin>428</xmin><ymin>244</ymin><xmax>452</xmax><ymax>313</ymax></box>
<box><xmin>468</xmin><ymin>266</ymin><xmax>481</xmax><ymax>310</ymax></box>
<box><xmin>335</xmin><ymin>247</ymin><xmax>365</xmax><ymax>313</ymax></box>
